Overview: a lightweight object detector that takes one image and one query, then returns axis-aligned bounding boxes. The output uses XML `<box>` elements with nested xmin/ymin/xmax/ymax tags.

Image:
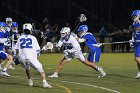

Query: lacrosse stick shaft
<box><xmin>102</xmin><ymin>41</ymin><xmax>129</xmax><ymax>45</ymax></box>
<box><xmin>73</xmin><ymin>14</ymin><xmax>87</xmax><ymax>33</ymax></box>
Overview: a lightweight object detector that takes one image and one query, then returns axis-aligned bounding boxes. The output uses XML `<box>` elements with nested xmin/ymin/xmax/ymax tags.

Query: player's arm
<box><xmin>77</xmin><ymin>37</ymin><xmax>86</xmax><ymax>43</ymax></box>
<box><xmin>56</xmin><ymin>38</ymin><xmax>63</xmax><ymax>49</ymax></box>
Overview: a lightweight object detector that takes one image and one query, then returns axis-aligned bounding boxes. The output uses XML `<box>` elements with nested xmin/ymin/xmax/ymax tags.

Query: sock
<box><xmin>54</xmin><ymin>72</ymin><xmax>58</xmax><ymax>75</ymax></box>
<box><xmin>42</xmin><ymin>79</ymin><xmax>48</xmax><ymax>84</ymax></box>
<box><xmin>95</xmin><ymin>66</ymin><xmax>100</xmax><ymax>72</ymax></box>
<box><xmin>2</xmin><ymin>68</ymin><xmax>7</xmax><ymax>72</ymax></box>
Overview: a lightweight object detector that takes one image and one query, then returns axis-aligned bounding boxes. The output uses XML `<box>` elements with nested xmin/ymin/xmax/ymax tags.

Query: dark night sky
<box><xmin>1</xmin><ymin>0</ymin><xmax>140</xmax><ymax>32</ymax></box>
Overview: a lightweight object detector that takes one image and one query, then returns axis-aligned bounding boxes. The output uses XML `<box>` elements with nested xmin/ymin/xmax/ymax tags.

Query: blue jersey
<box><xmin>0</xmin><ymin>31</ymin><xmax>5</xmax><ymax>50</ymax></box>
<box><xmin>82</xmin><ymin>32</ymin><xmax>98</xmax><ymax>52</ymax></box>
<box><xmin>132</xmin><ymin>21</ymin><xmax>140</xmax><ymax>41</ymax></box>
<box><xmin>132</xmin><ymin>21</ymin><xmax>140</xmax><ymax>57</ymax></box>
<box><xmin>82</xmin><ymin>32</ymin><xmax>101</xmax><ymax>62</ymax></box>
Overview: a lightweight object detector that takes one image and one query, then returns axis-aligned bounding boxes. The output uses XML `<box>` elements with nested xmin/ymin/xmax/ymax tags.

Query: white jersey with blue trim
<box><xmin>14</xmin><ymin>34</ymin><xmax>40</xmax><ymax>60</ymax></box>
<box><xmin>58</xmin><ymin>35</ymin><xmax>81</xmax><ymax>52</ymax></box>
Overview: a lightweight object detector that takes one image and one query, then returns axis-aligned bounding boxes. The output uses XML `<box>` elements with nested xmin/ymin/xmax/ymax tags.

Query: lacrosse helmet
<box><xmin>6</xmin><ymin>17</ymin><xmax>13</xmax><ymax>27</ymax></box>
<box><xmin>23</xmin><ymin>23</ymin><xmax>33</xmax><ymax>34</ymax></box>
<box><xmin>60</xmin><ymin>27</ymin><xmax>70</xmax><ymax>39</ymax></box>
<box><xmin>131</xmin><ymin>10</ymin><xmax>140</xmax><ymax>22</ymax></box>
<box><xmin>0</xmin><ymin>22</ymin><xmax>7</xmax><ymax>31</ymax></box>
<box><xmin>77</xmin><ymin>25</ymin><xmax>88</xmax><ymax>37</ymax></box>
<box><xmin>11</xmin><ymin>22</ymin><xmax>18</xmax><ymax>32</ymax></box>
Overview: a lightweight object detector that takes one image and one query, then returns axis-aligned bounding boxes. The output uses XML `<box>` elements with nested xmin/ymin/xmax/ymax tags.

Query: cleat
<box><xmin>48</xmin><ymin>74</ymin><xmax>58</xmax><ymax>78</ymax></box>
<box><xmin>98</xmin><ymin>67</ymin><xmax>106</xmax><ymax>78</ymax></box>
<box><xmin>1</xmin><ymin>71</ymin><xmax>10</xmax><ymax>77</ymax></box>
<box><xmin>28</xmin><ymin>79</ymin><xmax>33</xmax><ymax>86</ymax></box>
<box><xmin>43</xmin><ymin>83</ymin><xmax>52</xmax><ymax>88</ymax></box>
<box><xmin>8</xmin><ymin>65</ymin><xmax>15</xmax><ymax>70</ymax></box>
<box><xmin>135</xmin><ymin>74</ymin><xmax>140</xmax><ymax>79</ymax></box>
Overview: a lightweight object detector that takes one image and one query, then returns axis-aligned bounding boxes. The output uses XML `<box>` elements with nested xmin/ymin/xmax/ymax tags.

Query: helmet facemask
<box><xmin>78</xmin><ymin>30</ymin><xmax>86</xmax><ymax>37</ymax></box>
<box><xmin>132</xmin><ymin>16</ymin><xmax>140</xmax><ymax>22</ymax></box>
<box><xmin>60</xmin><ymin>27</ymin><xmax>70</xmax><ymax>39</ymax></box>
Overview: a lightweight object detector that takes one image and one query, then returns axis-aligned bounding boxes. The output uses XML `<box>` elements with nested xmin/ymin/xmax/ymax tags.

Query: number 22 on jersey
<box><xmin>20</xmin><ymin>38</ymin><xmax>32</xmax><ymax>49</ymax></box>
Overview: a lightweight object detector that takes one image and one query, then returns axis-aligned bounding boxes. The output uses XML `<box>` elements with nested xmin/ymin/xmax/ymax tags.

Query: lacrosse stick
<box><xmin>102</xmin><ymin>41</ymin><xmax>130</xmax><ymax>45</ymax></box>
<box><xmin>73</xmin><ymin>14</ymin><xmax>87</xmax><ymax>33</ymax></box>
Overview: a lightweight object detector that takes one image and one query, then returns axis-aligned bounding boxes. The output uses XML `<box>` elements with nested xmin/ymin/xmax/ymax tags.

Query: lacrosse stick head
<box><xmin>79</xmin><ymin>14</ymin><xmax>87</xmax><ymax>22</ymax></box>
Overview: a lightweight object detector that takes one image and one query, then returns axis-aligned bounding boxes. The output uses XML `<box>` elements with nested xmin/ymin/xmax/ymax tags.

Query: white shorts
<box><xmin>19</xmin><ymin>58</ymin><xmax>42</xmax><ymax>70</ymax></box>
<box><xmin>64</xmin><ymin>50</ymin><xmax>86</xmax><ymax>62</ymax></box>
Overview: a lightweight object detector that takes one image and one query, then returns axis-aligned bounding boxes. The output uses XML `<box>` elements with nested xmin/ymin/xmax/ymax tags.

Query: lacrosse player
<box><xmin>6</xmin><ymin>17</ymin><xmax>12</xmax><ymax>32</ymax></box>
<box><xmin>14</xmin><ymin>23</ymin><xmax>52</xmax><ymax>88</ymax></box>
<box><xmin>75</xmin><ymin>25</ymin><xmax>106</xmax><ymax>74</ymax></box>
<box><xmin>11</xmin><ymin>22</ymin><xmax>19</xmax><ymax>59</ymax></box>
<box><xmin>49</xmin><ymin>27</ymin><xmax>106</xmax><ymax>78</ymax></box>
<box><xmin>130</xmin><ymin>10</ymin><xmax>140</xmax><ymax>79</ymax></box>
<box><xmin>0</xmin><ymin>22</ymin><xmax>13</xmax><ymax>77</ymax></box>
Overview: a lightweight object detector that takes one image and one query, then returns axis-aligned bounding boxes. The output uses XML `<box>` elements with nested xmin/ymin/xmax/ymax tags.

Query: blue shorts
<box><xmin>134</xmin><ymin>44</ymin><xmax>140</xmax><ymax>57</ymax></box>
<box><xmin>87</xmin><ymin>48</ymin><xmax>101</xmax><ymax>62</ymax></box>
<box><xmin>0</xmin><ymin>51</ymin><xmax>8</xmax><ymax>60</ymax></box>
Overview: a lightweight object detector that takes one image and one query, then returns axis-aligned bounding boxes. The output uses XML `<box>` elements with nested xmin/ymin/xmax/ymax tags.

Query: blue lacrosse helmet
<box><xmin>77</xmin><ymin>25</ymin><xmax>88</xmax><ymax>32</ymax></box>
<box><xmin>11</xmin><ymin>22</ymin><xmax>18</xmax><ymax>27</ymax></box>
<box><xmin>77</xmin><ymin>25</ymin><xmax>88</xmax><ymax>37</ymax></box>
<box><xmin>0</xmin><ymin>22</ymin><xmax>7</xmax><ymax>27</ymax></box>
<box><xmin>131</xmin><ymin>10</ymin><xmax>140</xmax><ymax>22</ymax></box>
<box><xmin>131</xmin><ymin>10</ymin><xmax>140</xmax><ymax>16</ymax></box>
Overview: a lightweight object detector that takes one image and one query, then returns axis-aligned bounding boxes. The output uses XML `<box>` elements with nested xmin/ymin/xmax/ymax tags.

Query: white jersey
<box><xmin>14</xmin><ymin>34</ymin><xmax>40</xmax><ymax>60</ymax></box>
<box><xmin>58</xmin><ymin>35</ymin><xmax>81</xmax><ymax>52</ymax></box>
<box><xmin>58</xmin><ymin>35</ymin><xmax>85</xmax><ymax>61</ymax></box>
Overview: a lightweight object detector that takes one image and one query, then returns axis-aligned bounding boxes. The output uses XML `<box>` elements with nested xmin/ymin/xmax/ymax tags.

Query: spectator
<box><xmin>99</xmin><ymin>27</ymin><xmax>107</xmax><ymax>52</ymax></box>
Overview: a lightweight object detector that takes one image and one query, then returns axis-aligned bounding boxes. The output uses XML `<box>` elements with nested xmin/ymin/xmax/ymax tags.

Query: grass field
<box><xmin>0</xmin><ymin>53</ymin><xmax>140</xmax><ymax>93</ymax></box>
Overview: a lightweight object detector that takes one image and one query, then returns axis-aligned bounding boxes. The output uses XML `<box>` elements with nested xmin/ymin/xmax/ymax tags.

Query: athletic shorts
<box><xmin>87</xmin><ymin>48</ymin><xmax>101</xmax><ymax>62</ymax></box>
<box><xmin>0</xmin><ymin>51</ymin><xmax>8</xmax><ymax>60</ymax></box>
<box><xmin>134</xmin><ymin>44</ymin><xmax>140</xmax><ymax>57</ymax></box>
<box><xmin>19</xmin><ymin>58</ymin><xmax>43</xmax><ymax>70</ymax></box>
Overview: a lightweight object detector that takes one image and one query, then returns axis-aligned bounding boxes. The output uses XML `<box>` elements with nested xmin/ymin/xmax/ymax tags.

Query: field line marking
<box><xmin>12</xmin><ymin>76</ymin><xmax>120</xmax><ymax>93</ymax></box>
<box><xmin>11</xmin><ymin>76</ymin><xmax>72</xmax><ymax>93</ymax></box>
<box><xmin>61</xmin><ymin>81</ymin><xmax>121</xmax><ymax>93</ymax></box>
<box><xmin>54</xmin><ymin>83</ymin><xmax>72</xmax><ymax>93</ymax></box>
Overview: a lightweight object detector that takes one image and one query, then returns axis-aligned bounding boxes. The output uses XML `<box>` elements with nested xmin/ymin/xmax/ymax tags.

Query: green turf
<box><xmin>0</xmin><ymin>53</ymin><xmax>140</xmax><ymax>93</ymax></box>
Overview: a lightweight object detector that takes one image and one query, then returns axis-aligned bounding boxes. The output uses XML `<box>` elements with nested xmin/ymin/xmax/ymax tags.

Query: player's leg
<box><xmin>26</xmin><ymin>68</ymin><xmax>33</xmax><ymax>86</ymax></box>
<box><xmin>135</xmin><ymin>57</ymin><xmax>140</xmax><ymax>79</ymax></box>
<box><xmin>0</xmin><ymin>60</ymin><xmax>4</xmax><ymax>69</ymax></box>
<box><xmin>7</xmin><ymin>49</ymin><xmax>15</xmax><ymax>70</ymax></box>
<box><xmin>49</xmin><ymin>56</ymin><xmax>69</xmax><ymax>78</ymax></box>
<box><xmin>29</xmin><ymin>59</ymin><xmax>52</xmax><ymax>88</ymax></box>
<box><xmin>78</xmin><ymin>51</ymin><xmax>106</xmax><ymax>77</ymax></box>
<box><xmin>20</xmin><ymin>60</ymin><xmax>34</xmax><ymax>86</ymax></box>
<box><xmin>134</xmin><ymin>46</ymin><xmax>140</xmax><ymax>79</ymax></box>
<box><xmin>1</xmin><ymin>52</ymin><xmax>13</xmax><ymax>77</ymax></box>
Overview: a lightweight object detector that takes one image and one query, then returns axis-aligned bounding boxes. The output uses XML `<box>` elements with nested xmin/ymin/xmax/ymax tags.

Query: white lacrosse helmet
<box><xmin>23</xmin><ymin>23</ymin><xmax>33</xmax><ymax>34</ymax></box>
<box><xmin>60</xmin><ymin>27</ymin><xmax>70</xmax><ymax>38</ymax></box>
<box><xmin>6</xmin><ymin>17</ymin><xmax>13</xmax><ymax>26</ymax></box>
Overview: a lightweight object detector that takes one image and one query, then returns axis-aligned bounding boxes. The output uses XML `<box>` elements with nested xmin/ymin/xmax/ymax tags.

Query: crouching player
<box><xmin>49</xmin><ymin>27</ymin><xmax>106</xmax><ymax>78</ymax></box>
<box><xmin>0</xmin><ymin>22</ymin><xmax>13</xmax><ymax>77</ymax></box>
<box><xmin>14</xmin><ymin>23</ymin><xmax>52</xmax><ymax>88</ymax></box>
<box><xmin>130</xmin><ymin>10</ymin><xmax>140</xmax><ymax>79</ymax></box>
